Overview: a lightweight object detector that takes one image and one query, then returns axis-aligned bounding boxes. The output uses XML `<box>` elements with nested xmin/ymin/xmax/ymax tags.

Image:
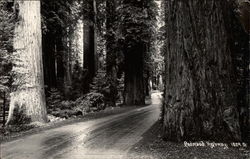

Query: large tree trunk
<box><xmin>163</xmin><ymin>0</ymin><xmax>242</xmax><ymax>141</ymax></box>
<box><xmin>83</xmin><ymin>20</ymin><xmax>96</xmax><ymax>91</ymax></box>
<box><xmin>42</xmin><ymin>32</ymin><xmax>57</xmax><ymax>90</ymax></box>
<box><xmin>124</xmin><ymin>43</ymin><xmax>145</xmax><ymax>105</ymax></box>
<box><xmin>232</xmin><ymin>1</ymin><xmax>250</xmax><ymax>142</ymax></box>
<box><xmin>55</xmin><ymin>34</ymin><xmax>65</xmax><ymax>92</ymax></box>
<box><xmin>83</xmin><ymin>1</ymin><xmax>97</xmax><ymax>93</ymax></box>
<box><xmin>106</xmin><ymin>0</ymin><xmax>118</xmax><ymax>106</ymax></box>
<box><xmin>7</xmin><ymin>0</ymin><xmax>47</xmax><ymax>124</ymax></box>
<box><xmin>64</xmin><ymin>27</ymin><xmax>73</xmax><ymax>98</ymax></box>
<box><xmin>145</xmin><ymin>70</ymin><xmax>150</xmax><ymax>97</ymax></box>
<box><xmin>144</xmin><ymin>44</ymin><xmax>151</xmax><ymax>97</ymax></box>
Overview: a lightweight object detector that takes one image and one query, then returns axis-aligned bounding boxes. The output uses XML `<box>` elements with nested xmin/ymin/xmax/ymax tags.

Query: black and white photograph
<box><xmin>0</xmin><ymin>0</ymin><xmax>249</xmax><ymax>158</ymax></box>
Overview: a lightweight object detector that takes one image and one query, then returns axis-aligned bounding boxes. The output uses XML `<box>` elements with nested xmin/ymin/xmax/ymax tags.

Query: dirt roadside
<box><xmin>128</xmin><ymin>121</ymin><xmax>250</xmax><ymax>159</ymax></box>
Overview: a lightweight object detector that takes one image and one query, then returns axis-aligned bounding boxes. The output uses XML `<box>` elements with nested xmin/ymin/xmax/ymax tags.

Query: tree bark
<box><xmin>124</xmin><ymin>43</ymin><xmax>145</xmax><ymax>105</ymax></box>
<box><xmin>229</xmin><ymin>1</ymin><xmax>250</xmax><ymax>142</ymax></box>
<box><xmin>83</xmin><ymin>0</ymin><xmax>97</xmax><ymax>92</ymax></box>
<box><xmin>145</xmin><ymin>70</ymin><xmax>150</xmax><ymax>96</ymax></box>
<box><xmin>55</xmin><ymin>35</ymin><xmax>65</xmax><ymax>92</ymax></box>
<box><xmin>64</xmin><ymin>26</ymin><xmax>73</xmax><ymax>98</ymax></box>
<box><xmin>163</xmin><ymin>0</ymin><xmax>241</xmax><ymax>141</ymax></box>
<box><xmin>7</xmin><ymin>0</ymin><xmax>47</xmax><ymax>124</ymax></box>
<box><xmin>83</xmin><ymin>20</ymin><xmax>95</xmax><ymax>91</ymax></box>
<box><xmin>106</xmin><ymin>0</ymin><xmax>118</xmax><ymax>106</ymax></box>
<box><xmin>42</xmin><ymin>32</ymin><xmax>57</xmax><ymax>89</ymax></box>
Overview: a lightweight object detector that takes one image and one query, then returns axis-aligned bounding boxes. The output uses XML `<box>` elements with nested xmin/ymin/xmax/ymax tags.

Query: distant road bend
<box><xmin>1</xmin><ymin>92</ymin><xmax>162</xmax><ymax>159</ymax></box>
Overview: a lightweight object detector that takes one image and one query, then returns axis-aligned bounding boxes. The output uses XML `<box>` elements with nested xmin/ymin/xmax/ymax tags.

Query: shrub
<box><xmin>47</xmin><ymin>91</ymin><xmax>106</xmax><ymax>119</ymax></box>
<box><xmin>8</xmin><ymin>105</ymin><xmax>31</xmax><ymax>125</ymax></box>
<box><xmin>74</xmin><ymin>92</ymin><xmax>105</xmax><ymax>114</ymax></box>
<box><xmin>46</xmin><ymin>88</ymin><xmax>63</xmax><ymax>113</ymax></box>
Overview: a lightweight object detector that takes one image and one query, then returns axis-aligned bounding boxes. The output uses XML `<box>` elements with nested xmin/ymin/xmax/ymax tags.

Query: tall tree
<box><xmin>7</xmin><ymin>0</ymin><xmax>47</xmax><ymax>124</ymax></box>
<box><xmin>106</xmin><ymin>0</ymin><xmax>118</xmax><ymax>106</ymax></box>
<box><xmin>42</xmin><ymin>31</ymin><xmax>57</xmax><ymax>89</ymax></box>
<box><xmin>120</xmin><ymin>0</ymin><xmax>157</xmax><ymax>105</ymax></box>
<box><xmin>82</xmin><ymin>0</ymin><xmax>97</xmax><ymax>93</ymax></box>
<box><xmin>162</xmin><ymin>0</ymin><xmax>246</xmax><ymax>141</ymax></box>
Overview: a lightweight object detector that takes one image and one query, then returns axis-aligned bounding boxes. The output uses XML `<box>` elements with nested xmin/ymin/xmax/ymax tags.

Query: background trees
<box><xmin>41</xmin><ymin>0</ymin><xmax>85</xmax><ymax>97</ymax></box>
<box><xmin>119</xmin><ymin>0</ymin><xmax>158</xmax><ymax>105</ymax></box>
<box><xmin>0</xmin><ymin>2</ymin><xmax>15</xmax><ymax>92</ymax></box>
<box><xmin>41</xmin><ymin>0</ymin><xmax>99</xmax><ymax>99</ymax></box>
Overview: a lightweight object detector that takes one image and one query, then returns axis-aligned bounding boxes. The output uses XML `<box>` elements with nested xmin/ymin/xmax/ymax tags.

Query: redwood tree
<box><xmin>106</xmin><ymin>0</ymin><xmax>118</xmax><ymax>106</ymax></box>
<box><xmin>7</xmin><ymin>0</ymin><xmax>47</xmax><ymax>124</ymax></box>
<box><xmin>120</xmin><ymin>0</ymin><xmax>157</xmax><ymax>105</ymax></box>
<box><xmin>162</xmin><ymin>0</ymin><xmax>247</xmax><ymax>141</ymax></box>
<box><xmin>83</xmin><ymin>0</ymin><xmax>97</xmax><ymax>93</ymax></box>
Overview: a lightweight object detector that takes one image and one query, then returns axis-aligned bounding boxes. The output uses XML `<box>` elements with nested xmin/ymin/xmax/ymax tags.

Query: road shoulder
<box><xmin>128</xmin><ymin>121</ymin><xmax>250</xmax><ymax>159</ymax></box>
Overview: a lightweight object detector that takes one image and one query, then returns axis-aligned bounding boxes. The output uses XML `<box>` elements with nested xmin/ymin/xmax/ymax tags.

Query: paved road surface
<box><xmin>1</xmin><ymin>92</ymin><xmax>162</xmax><ymax>159</ymax></box>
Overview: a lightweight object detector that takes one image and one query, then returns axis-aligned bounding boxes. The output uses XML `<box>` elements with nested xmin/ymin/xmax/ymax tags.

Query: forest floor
<box><xmin>128</xmin><ymin>121</ymin><xmax>250</xmax><ymax>159</ymax></box>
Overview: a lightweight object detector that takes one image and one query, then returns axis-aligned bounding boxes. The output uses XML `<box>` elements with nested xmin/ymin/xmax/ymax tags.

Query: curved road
<box><xmin>1</xmin><ymin>92</ymin><xmax>162</xmax><ymax>159</ymax></box>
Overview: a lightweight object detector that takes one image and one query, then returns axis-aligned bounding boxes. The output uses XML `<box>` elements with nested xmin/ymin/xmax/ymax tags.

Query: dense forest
<box><xmin>0</xmin><ymin>0</ymin><xmax>249</xmax><ymax>147</ymax></box>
